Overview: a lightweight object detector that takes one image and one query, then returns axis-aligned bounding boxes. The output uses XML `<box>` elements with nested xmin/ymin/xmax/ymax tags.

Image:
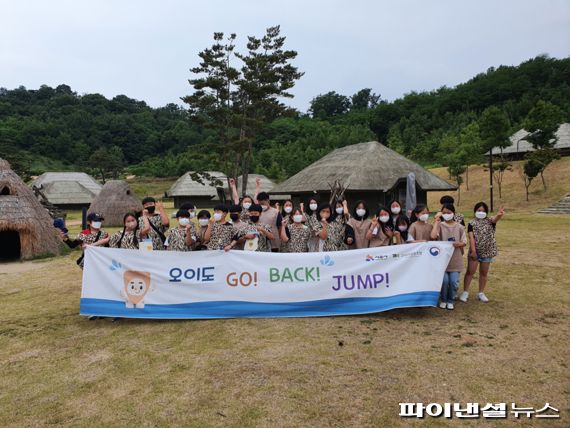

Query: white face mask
<box><xmin>442</xmin><ymin>213</ymin><xmax>454</xmax><ymax>222</ymax></box>
<box><xmin>419</xmin><ymin>214</ymin><xmax>429</xmax><ymax>222</ymax></box>
<box><xmin>199</xmin><ymin>218</ymin><xmax>209</xmax><ymax>226</ymax></box>
<box><xmin>242</xmin><ymin>202</ymin><xmax>252</xmax><ymax>210</ymax></box>
<box><xmin>213</xmin><ymin>212</ymin><xmax>223</xmax><ymax>222</ymax></box>
<box><xmin>189</xmin><ymin>212</ymin><xmax>196</xmax><ymax>219</ymax></box>
<box><xmin>293</xmin><ymin>214</ymin><xmax>303</xmax><ymax>223</ymax></box>
<box><xmin>356</xmin><ymin>208</ymin><xmax>366</xmax><ymax>217</ymax></box>
<box><xmin>391</xmin><ymin>207</ymin><xmax>401</xmax><ymax>215</ymax></box>
<box><xmin>475</xmin><ymin>211</ymin><xmax>487</xmax><ymax>219</ymax></box>
<box><xmin>336</xmin><ymin>207</ymin><xmax>344</xmax><ymax>215</ymax></box>
<box><xmin>178</xmin><ymin>218</ymin><xmax>190</xmax><ymax>226</ymax></box>
<box><xmin>398</xmin><ymin>225</ymin><xmax>407</xmax><ymax>232</ymax></box>
<box><xmin>91</xmin><ymin>221</ymin><xmax>102</xmax><ymax>229</ymax></box>
<box><xmin>309</xmin><ymin>203</ymin><xmax>318</xmax><ymax>211</ymax></box>
<box><xmin>379</xmin><ymin>215</ymin><xmax>390</xmax><ymax>224</ymax></box>
<box><xmin>284</xmin><ymin>206</ymin><xmax>293</xmax><ymax>214</ymax></box>
<box><xmin>261</xmin><ymin>205</ymin><xmax>269</xmax><ymax>211</ymax></box>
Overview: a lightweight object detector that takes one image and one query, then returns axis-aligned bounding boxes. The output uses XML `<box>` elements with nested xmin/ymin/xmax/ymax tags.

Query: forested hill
<box><xmin>1</xmin><ymin>55</ymin><xmax>568</xmax><ymax>180</ymax></box>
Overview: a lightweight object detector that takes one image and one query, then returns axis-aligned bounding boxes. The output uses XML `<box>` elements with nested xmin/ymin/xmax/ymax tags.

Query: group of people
<box><xmin>61</xmin><ymin>178</ymin><xmax>504</xmax><ymax>310</ymax></box>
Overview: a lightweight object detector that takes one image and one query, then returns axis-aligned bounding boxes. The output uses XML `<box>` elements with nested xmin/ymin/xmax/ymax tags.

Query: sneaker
<box><xmin>439</xmin><ymin>302</ymin><xmax>447</xmax><ymax>309</ymax></box>
<box><xmin>459</xmin><ymin>291</ymin><xmax>469</xmax><ymax>303</ymax></box>
<box><xmin>446</xmin><ymin>303</ymin><xmax>454</xmax><ymax>310</ymax></box>
<box><xmin>88</xmin><ymin>315</ymin><xmax>98</xmax><ymax>321</ymax></box>
<box><xmin>478</xmin><ymin>292</ymin><xmax>489</xmax><ymax>303</ymax></box>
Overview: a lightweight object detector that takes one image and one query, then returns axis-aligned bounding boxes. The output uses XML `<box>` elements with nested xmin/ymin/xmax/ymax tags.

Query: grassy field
<box><xmin>1</xmin><ymin>212</ymin><xmax>569</xmax><ymax>427</ymax></box>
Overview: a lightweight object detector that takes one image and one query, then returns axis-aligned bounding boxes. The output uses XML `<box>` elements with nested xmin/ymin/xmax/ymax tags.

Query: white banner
<box><xmin>80</xmin><ymin>242</ymin><xmax>454</xmax><ymax>319</ymax></box>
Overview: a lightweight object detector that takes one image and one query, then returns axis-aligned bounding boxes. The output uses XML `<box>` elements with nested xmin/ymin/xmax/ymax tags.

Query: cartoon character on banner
<box><xmin>109</xmin><ymin>259</ymin><xmax>154</xmax><ymax>309</ymax></box>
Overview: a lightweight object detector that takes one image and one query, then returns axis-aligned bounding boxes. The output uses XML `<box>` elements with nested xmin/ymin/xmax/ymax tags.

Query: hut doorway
<box><xmin>0</xmin><ymin>230</ymin><xmax>20</xmax><ymax>260</ymax></box>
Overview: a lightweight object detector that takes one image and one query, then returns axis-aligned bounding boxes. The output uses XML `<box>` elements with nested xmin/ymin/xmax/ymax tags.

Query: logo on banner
<box><xmin>366</xmin><ymin>254</ymin><xmax>389</xmax><ymax>262</ymax></box>
<box><xmin>108</xmin><ymin>258</ymin><xmax>155</xmax><ymax>308</ymax></box>
<box><xmin>429</xmin><ymin>246</ymin><xmax>441</xmax><ymax>257</ymax></box>
<box><xmin>320</xmin><ymin>255</ymin><xmax>335</xmax><ymax>266</ymax></box>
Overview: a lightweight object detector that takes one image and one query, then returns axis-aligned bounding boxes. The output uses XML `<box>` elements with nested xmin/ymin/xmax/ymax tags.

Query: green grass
<box><xmin>1</xmin><ymin>214</ymin><xmax>569</xmax><ymax>427</ymax></box>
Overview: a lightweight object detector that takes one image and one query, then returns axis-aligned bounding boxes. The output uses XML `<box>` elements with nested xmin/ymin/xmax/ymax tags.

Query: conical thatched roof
<box><xmin>236</xmin><ymin>174</ymin><xmax>275</xmax><ymax>195</ymax></box>
<box><xmin>0</xmin><ymin>158</ymin><xmax>62</xmax><ymax>259</ymax></box>
<box><xmin>271</xmin><ymin>141</ymin><xmax>457</xmax><ymax>193</ymax></box>
<box><xmin>87</xmin><ymin>180</ymin><xmax>141</xmax><ymax>226</ymax></box>
<box><xmin>32</xmin><ymin>172</ymin><xmax>101</xmax><ymax>205</ymax></box>
<box><xmin>167</xmin><ymin>171</ymin><xmax>227</xmax><ymax>199</ymax></box>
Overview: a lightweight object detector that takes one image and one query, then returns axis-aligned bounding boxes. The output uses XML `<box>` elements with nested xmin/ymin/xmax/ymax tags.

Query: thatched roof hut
<box><xmin>488</xmin><ymin>123</ymin><xmax>570</xmax><ymax>159</ymax></box>
<box><xmin>271</xmin><ymin>141</ymin><xmax>456</xmax><ymax>209</ymax></box>
<box><xmin>87</xmin><ymin>180</ymin><xmax>141</xmax><ymax>226</ymax></box>
<box><xmin>0</xmin><ymin>158</ymin><xmax>62</xmax><ymax>260</ymax></box>
<box><xmin>31</xmin><ymin>172</ymin><xmax>102</xmax><ymax>208</ymax></box>
<box><xmin>167</xmin><ymin>171</ymin><xmax>227</xmax><ymax>208</ymax></box>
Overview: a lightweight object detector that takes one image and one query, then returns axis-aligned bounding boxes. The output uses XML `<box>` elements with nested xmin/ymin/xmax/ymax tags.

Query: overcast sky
<box><xmin>1</xmin><ymin>0</ymin><xmax>568</xmax><ymax>112</ymax></box>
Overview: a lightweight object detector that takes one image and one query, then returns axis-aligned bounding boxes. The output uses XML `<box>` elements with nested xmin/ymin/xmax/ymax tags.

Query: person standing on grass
<box><xmin>347</xmin><ymin>200</ymin><xmax>372</xmax><ymax>249</ymax></box>
<box><xmin>193</xmin><ymin>210</ymin><xmax>211</xmax><ymax>250</ymax></box>
<box><xmin>61</xmin><ymin>212</ymin><xmax>109</xmax><ymax>268</ymax></box>
<box><xmin>108</xmin><ymin>212</ymin><xmax>150</xmax><ymax>249</ymax></box>
<box><xmin>204</xmin><ymin>204</ymin><xmax>234</xmax><ymax>250</ymax></box>
<box><xmin>279</xmin><ymin>208</ymin><xmax>311</xmax><ymax>252</ymax></box>
<box><xmin>164</xmin><ymin>209</ymin><xmax>196</xmax><ymax>252</ymax></box>
<box><xmin>431</xmin><ymin>204</ymin><xmax>466</xmax><ymax>310</ymax></box>
<box><xmin>408</xmin><ymin>204</ymin><xmax>433</xmax><ymax>242</ymax></box>
<box><xmin>366</xmin><ymin>207</ymin><xmax>394</xmax><ymax>248</ymax></box>
<box><xmin>257</xmin><ymin>192</ymin><xmax>282</xmax><ymax>252</ymax></box>
<box><xmin>224</xmin><ymin>204</ymin><xmax>274</xmax><ymax>252</ymax></box>
<box><xmin>139</xmin><ymin>197</ymin><xmax>169</xmax><ymax>250</ymax></box>
<box><xmin>460</xmin><ymin>202</ymin><xmax>505</xmax><ymax>303</ymax></box>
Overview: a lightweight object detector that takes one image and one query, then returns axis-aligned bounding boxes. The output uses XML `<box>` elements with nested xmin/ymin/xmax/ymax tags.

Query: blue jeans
<box><xmin>441</xmin><ymin>271</ymin><xmax>460</xmax><ymax>304</ymax></box>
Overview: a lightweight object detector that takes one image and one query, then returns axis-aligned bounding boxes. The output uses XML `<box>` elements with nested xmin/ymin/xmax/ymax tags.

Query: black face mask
<box><xmin>230</xmin><ymin>213</ymin><xmax>240</xmax><ymax>222</ymax></box>
<box><xmin>146</xmin><ymin>206</ymin><xmax>156</xmax><ymax>214</ymax></box>
<box><xmin>250</xmin><ymin>216</ymin><xmax>260</xmax><ymax>223</ymax></box>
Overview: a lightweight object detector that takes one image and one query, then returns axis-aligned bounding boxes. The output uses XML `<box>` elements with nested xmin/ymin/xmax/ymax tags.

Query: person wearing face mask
<box><xmin>366</xmin><ymin>207</ymin><xmax>394</xmax><ymax>247</ymax></box>
<box><xmin>194</xmin><ymin>210</ymin><xmax>211</xmax><ymax>250</ymax></box>
<box><xmin>440</xmin><ymin>195</ymin><xmax>465</xmax><ymax>226</ymax></box>
<box><xmin>431</xmin><ymin>204</ymin><xmax>467</xmax><ymax>310</ymax></box>
<box><xmin>327</xmin><ymin>200</ymin><xmax>351</xmax><ymax>250</ymax></box>
<box><xmin>225</xmin><ymin>204</ymin><xmax>274</xmax><ymax>252</ymax></box>
<box><xmin>164</xmin><ymin>209</ymin><xmax>196</xmax><ymax>252</ymax></box>
<box><xmin>279</xmin><ymin>208</ymin><xmax>311</xmax><ymax>253</ymax></box>
<box><xmin>303</xmin><ymin>196</ymin><xmax>321</xmax><ymax>252</ymax></box>
<box><xmin>408</xmin><ymin>204</ymin><xmax>433</xmax><ymax>242</ymax></box>
<box><xmin>109</xmin><ymin>212</ymin><xmax>150</xmax><ymax>249</ymax></box>
<box><xmin>312</xmin><ymin>203</ymin><xmax>342</xmax><ymax>252</ymax></box>
<box><xmin>226</xmin><ymin>205</ymin><xmax>248</xmax><ymax>250</ymax></box>
<box><xmin>461</xmin><ymin>202</ymin><xmax>505</xmax><ymax>303</ymax></box>
<box><xmin>62</xmin><ymin>212</ymin><xmax>110</xmax><ymax>268</ymax></box>
<box><xmin>348</xmin><ymin>200</ymin><xmax>372</xmax><ymax>249</ymax></box>
<box><xmin>256</xmin><ymin>192</ymin><xmax>282</xmax><ymax>252</ymax></box>
<box><xmin>138</xmin><ymin>197</ymin><xmax>169</xmax><ymax>250</ymax></box>
<box><xmin>388</xmin><ymin>200</ymin><xmax>408</xmax><ymax>230</ymax></box>
<box><xmin>205</xmin><ymin>205</ymin><xmax>234</xmax><ymax>250</ymax></box>
<box><xmin>279</xmin><ymin>200</ymin><xmax>294</xmax><ymax>252</ymax></box>
<box><xmin>393</xmin><ymin>216</ymin><xmax>413</xmax><ymax>244</ymax></box>
<box><xmin>228</xmin><ymin>177</ymin><xmax>261</xmax><ymax>221</ymax></box>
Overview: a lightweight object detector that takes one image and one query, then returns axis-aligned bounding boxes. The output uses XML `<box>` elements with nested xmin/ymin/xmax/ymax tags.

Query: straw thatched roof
<box><xmin>236</xmin><ymin>174</ymin><xmax>274</xmax><ymax>195</ymax></box>
<box><xmin>88</xmin><ymin>180</ymin><xmax>141</xmax><ymax>226</ymax></box>
<box><xmin>271</xmin><ymin>141</ymin><xmax>457</xmax><ymax>193</ymax></box>
<box><xmin>167</xmin><ymin>171</ymin><xmax>227</xmax><ymax>199</ymax></box>
<box><xmin>0</xmin><ymin>158</ymin><xmax>62</xmax><ymax>259</ymax></box>
<box><xmin>487</xmin><ymin>123</ymin><xmax>570</xmax><ymax>155</ymax></box>
<box><xmin>32</xmin><ymin>172</ymin><xmax>101</xmax><ymax>205</ymax></box>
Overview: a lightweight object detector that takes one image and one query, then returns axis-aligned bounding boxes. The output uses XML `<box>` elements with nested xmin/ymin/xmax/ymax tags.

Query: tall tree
<box><xmin>478</xmin><ymin>106</ymin><xmax>511</xmax><ymax>211</ymax></box>
<box><xmin>522</xmin><ymin>100</ymin><xmax>564</xmax><ymax>189</ymax></box>
<box><xmin>234</xmin><ymin>25</ymin><xmax>303</xmax><ymax>195</ymax></box>
<box><xmin>309</xmin><ymin>91</ymin><xmax>351</xmax><ymax>119</ymax></box>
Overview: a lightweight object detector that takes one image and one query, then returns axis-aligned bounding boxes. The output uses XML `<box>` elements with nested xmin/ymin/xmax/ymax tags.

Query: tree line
<box><xmin>0</xmin><ymin>38</ymin><xmax>568</xmax><ymax>194</ymax></box>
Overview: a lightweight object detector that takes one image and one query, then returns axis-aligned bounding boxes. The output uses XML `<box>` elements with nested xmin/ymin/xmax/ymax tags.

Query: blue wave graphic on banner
<box><xmin>80</xmin><ymin>291</ymin><xmax>439</xmax><ymax>319</ymax></box>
